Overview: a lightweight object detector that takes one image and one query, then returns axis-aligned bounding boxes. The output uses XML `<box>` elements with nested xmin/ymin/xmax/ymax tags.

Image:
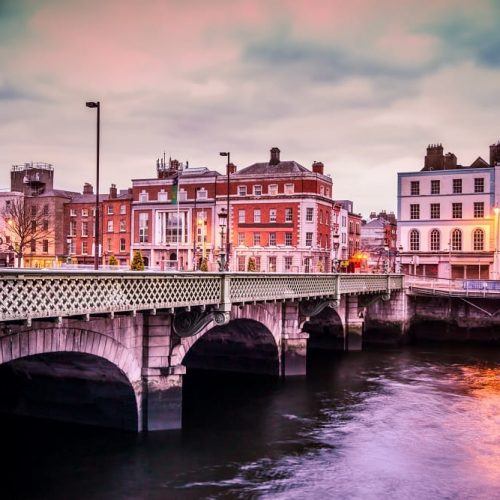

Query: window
<box><xmin>451</xmin><ymin>229</ymin><xmax>462</xmax><ymax>251</ymax></box>
<box><xmin>474</xmin><ymin>202</ymin><xmax>484</xmax><ymax>218</ymax></box>
<box><xmin>139</xmin><ymin>213</ymin><xmax>149</xmax><ymax>243</ymax></box>
<box><xmin>253</xmin><ymin>185</ymin><xmax>262</xmax><ymax>196</ymax></box>
<box><xmin>120</xmin><ymin>220</ymin><xmax>126</xmax><ymax>232</ymax></box>
<box><xmin>81</xmin><ymin>221</ymin><xmax>89</xmax><ymax>237</ymax></box>
<box><xmin>82</xmin><ymin>240</ymin><xmax>88</xmax><ymax>254</ymax></box>
<box><xmin>319</xmin><ymin>211</ymin><xmax>323</xmax><ymax>224</ymax></box>
<box><xmin>430</xmin><ymin>203</ymin><xmax>440</xmax><ymax>219</ymax></box>
<box><xmin>269</xmin><ymin>232</ymin><xmax>276</xmax><ymax>246</ymax></box>
<box><xmin>253</xmin><ymin>232</ymin><xmax>261</xmax><ymax>246</ymax></box>
<box><xmin>254</xmin><ymin>256</ymin><xmax>261</xmax><ymax>272</ymax></box>
<box><xmin>268</xmin><ymin>256</ymin><xmax>277</xmax><ymax>272</ymax></box>
<box><xmin>452</xmin><ymin>203</ymin><xmax>462</xmax><ymax>219</ymax></box>
<box><xmin>320</xmin><ymin>186</ymin><xmax>325</xmax><ymax>196</ymax></box>
<box><xmin>285</xmin><ymin>208</ymin><xmax>293</xmax><ymax>222</ymax></box>
<box><xmin>269</xmin><ymin>209</ymin><xmax>277</xmax><ymax>223</ymax></box>
<box><xmin>411</xmin><ymin>181</ymin><xmax>420</xmax><ymax>195</ymax></box>
<box><xmin>238</xmin><ymin>209</ymin><xmax>245</xmax><ymax>224</ymax></box>
<box><xmin>197</xmin><ymin>189</ymin><xmax>208</xmax><ymax>200</ymax></box>
<box><xmin>253</xmin><ymin>209</ymin><xmax>261</xmax><ymax>223</ymax></box>
<box><xmin>82</xmin><ymin>209</ymin><xmax>88</xmax><ymax>217</ymax></box>
<box><xmin>31</xmin><ymin>205</ymin><xmax>37</xmax><ymax>216</ymax></box>
<box><xmin>410</xmin><ymin>230</ymin><xmax>420</xmax><ymax>251</ymax></box>
<box><xmin>474</xmin><ymin>178</ymin><xmax>484</xmax><ymax>193</ymax></box>
<box><xmin>285</xmin><ymin>183</ymin><xmax>294</xmax><ymax>195</ymax></box>
<box><xmin>43</xmin><ymin>204</ymin><xmax>49</xmax><ymax>216</ymax></box>
<box><xmin>30</xmin><ymin>240</ymin><xmax>36</xmax><ymax>252</ymax></box>
<box><xmin>431</xmin><ymin>180</ymin><xmax>440</xmax><ymax>194</ymax></box>
<box><xmin>42</xmin><ymin>240</ymin><xmax>48</xmax><ymax>253</ymax></box>
<box><xmin>238</xmin><ymin>186</ymin><xmax>247</xmax><ymax>196</ymax></box>
<box><xmin>107</xmin><ymin>220</ymin><xmax>113</xmax><ymax>232</ymax></box>
<box><xmin>158</xmin><ymin>190</ymin><xmax>168</xmax><ymax>202</ymax></box>
<box><xmin>43</xmin><ymin>220</ymin><xmax>49</xmax><ymax>231</ymax></box>
<box><xmin>238</xmin><ymin>232</ymin><xmax>245</xmax><ymax>246</ymax></box>
<box><xmin>238</xmin><ymin>256</ymin><xmax>246</xmax><ymax>272</ymax></box>
<box><xmin>430</xmin><ymin>229</ymin><xmax>440</xmax><ymax>251</ymax></box>
<box><xmin>269</xmin><ymin>184</ymin><xmax>278</xmax><ymax>195</ymax></box>
<box><xmin>120</xmin><ymin>205</ymin><xmax>126</xmax><ymax>215</ymax></box>
<box><xmin>306</xmin><ymin>232</ymin><xmax>313</xmax><ymax>247</ymax></box>
<box><xmin>139</xmin><ymin>190</ymin><xmax>148</xmax><ymax>202</ymax></box>
<box><xmin>69</xmin><ymin>220</ymin><xmax>77</xmax><ymax>236</ymax></box>
<box><xmin>473</xmin><ymin>229</ymin><xmax>484</xmax><ymax>251</ymax></box>
<box><xmin>285</xmin><ymin>232</ymin><xmax>293</xmax><ymax>246</ymax></box>
<box><xmin>70</xmin><ymin>209</ymin><xmax>77</xmax><ymax>217</ymax></box>
<box><xmin>410</xmin><ymin>204</ymin><xmax>420</xmax><ymax>219</ymax></box>
<box><xmin>306</xmin><ymin>207</ymin><xmax>314</xmax><ymax>222</ymax></box>
<box><xmin>452</xmin><ymin>179</ymin><xmax>462</xmax><ymax>194</ymax></box>
<box><xmin>107</xmin><ymin>206</ymin><xmax>114</xmax><ymax>215</ymax></box>
<box><xmin>284</xmin><ymin>256</ymin><xmax>293</xmax><ymax>271</ymax></box>
<box><xmin>107</xmin><ymin>238</ymin><xmax>112</xmax><ymax>252</ymax></box>
<box><xmin>120</xmin><ymin>238</ymin><xmax>126</xmax><ymax>252</ymax></box>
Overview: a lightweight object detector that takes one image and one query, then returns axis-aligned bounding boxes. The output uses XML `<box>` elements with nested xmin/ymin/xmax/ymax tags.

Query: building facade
<box><xmin>398</xmin><ymin>143</ymin><xmax>500</xmax><ymax>279</ymax></box>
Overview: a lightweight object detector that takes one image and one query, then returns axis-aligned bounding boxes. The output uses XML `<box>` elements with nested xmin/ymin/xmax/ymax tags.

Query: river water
<box><xmin>3</xmin><ymin>345</ymin><xmax>500</xmax><ymax>499</ymax></box>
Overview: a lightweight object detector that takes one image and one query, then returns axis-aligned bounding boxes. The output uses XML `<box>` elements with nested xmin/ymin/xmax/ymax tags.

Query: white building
<box><xmin>398</xmin><ymin>143</ymin><xmax>500</xmax><ymax>280</ymax></box>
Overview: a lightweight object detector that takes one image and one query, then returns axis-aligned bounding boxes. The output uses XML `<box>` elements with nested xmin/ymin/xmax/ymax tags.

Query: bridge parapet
<box><xmin>0</xmin><ymin>270</ymin><xmax>404</xmax><ymax>324</ymax></box>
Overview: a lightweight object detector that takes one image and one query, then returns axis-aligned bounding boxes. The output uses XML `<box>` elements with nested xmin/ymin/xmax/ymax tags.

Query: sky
<box><xmin>1</xmin><ymin>0</ymin><xmax>500</xmax><ymax>218</ymax></box>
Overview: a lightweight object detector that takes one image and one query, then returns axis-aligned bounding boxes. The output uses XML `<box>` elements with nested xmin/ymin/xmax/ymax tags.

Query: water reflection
<box><xmin>2</xmin><ymin>346</ymin><xmax>499</xmax><ymax>499</ymax></box>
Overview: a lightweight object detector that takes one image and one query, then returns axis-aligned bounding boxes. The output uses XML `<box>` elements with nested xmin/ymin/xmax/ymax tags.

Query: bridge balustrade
<box><xmin>0</xmin><ymin>270</ymin><xmax>403</xmax><ymax>323</ymax></box>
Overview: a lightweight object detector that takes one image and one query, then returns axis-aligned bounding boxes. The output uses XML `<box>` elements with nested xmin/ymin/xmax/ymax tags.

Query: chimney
<box><xmin>109</xmin><ymin>184</ymin><xmax>117</xmax><ymax>199</ymax></box>
<box><xmin>424</xmin><ymin>143</ymin><xmax>444</xmax><ymax>171</ymax></box>
<box><xmin>490</xmin><ymin>141</ymin><xmax>500</xmax><ymax>166</ymax></box>
<box><xmin>228</xmin><ymin>162</ymin><xmax>237</xmax><ymax>174</ymax></box>
<box><xmin>83</xmin><ymin>183</ymin><xmax>93</xmax><ymax>195</ymax></box>
<box><xmin>270</xmin><ymin>147</ymin><xmax>281</xmax><ymax>165</ymax></box>
<box><xmin>444</xmin><ymin>152</ymin><xmax>457</xmax><ymax>170</ymax></box>
<box><xmin>312</xmin><ymin>161</ymin><xmax>324</xmax><ymax>175</ymax></box>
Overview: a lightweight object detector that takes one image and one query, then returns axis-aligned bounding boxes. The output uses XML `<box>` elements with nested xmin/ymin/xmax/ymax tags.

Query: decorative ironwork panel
<box><xmin>229</xmin><ymin>274</ymin><xmax>338</xmax><ymax>303</ymax></box>
<box><xmin>0</xmin><ymin>271</ymin><xmax>221</xmax><ymax>322</ymax></box>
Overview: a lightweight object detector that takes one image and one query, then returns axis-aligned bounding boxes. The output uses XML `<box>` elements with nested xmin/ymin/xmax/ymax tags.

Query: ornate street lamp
<box><xmin>85</xmin><ymin>100</ymin><xmax>100</xmax><ymax>270</ymax></box>
<box><xmin>218</xmin><ymin>208</ymin><xmax>227</xmax><ymax>272</ymax></box>
<box><xmin>219</xmin><ymin>152</ymin><xmax>230</xmax><ymax>270</ymax></box>
<box><xmin>333</xmin><ymin>233</ymin><xmax>340</xmax><ymax>272</ymax></box>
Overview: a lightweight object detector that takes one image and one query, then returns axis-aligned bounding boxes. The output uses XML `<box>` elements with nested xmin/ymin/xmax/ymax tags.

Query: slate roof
<box><xmin>237</xmin><ymin>161</ymin><xmax>309</xmax><ymax>176</ymax></box>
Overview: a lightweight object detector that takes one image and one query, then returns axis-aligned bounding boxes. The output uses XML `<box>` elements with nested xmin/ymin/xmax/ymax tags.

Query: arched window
<box><xmin>473</xmin><ymin>229</ymin><xmax>484</xmax><ymax>251</ymax></box>
<box><xmin>410</xmin><ymin>229</ymin><xmax>420</xmax><ymax>251</ymax></box>
<box><xmin>451</xmin><ymin>229</ymin><xmax>462</xmax><ymax>251</ymax></box>
<box><xmin>430</xmin><ymin>229</ymin><xmax>440</xmax><ymax>251</ymax></box>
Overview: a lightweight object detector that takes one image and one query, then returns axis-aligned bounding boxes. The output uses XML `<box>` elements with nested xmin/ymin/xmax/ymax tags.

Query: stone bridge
<box><xmin>0</xmin><ymin>271</ymin><xmax>404</xmax><ymax>432</ymax></box>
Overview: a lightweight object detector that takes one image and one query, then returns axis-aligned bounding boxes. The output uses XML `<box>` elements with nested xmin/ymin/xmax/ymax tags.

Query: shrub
<box><xmin>130</xmin><ymin>250</ymin><xmax>145</xmax><ymax>271</ymax></box>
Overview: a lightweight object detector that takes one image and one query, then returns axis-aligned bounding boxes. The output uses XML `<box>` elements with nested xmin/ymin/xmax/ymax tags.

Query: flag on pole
<box><xmin>171</xmin><ymin>175</ymin><xmax>178</xmax><ymax>204</ymax></box>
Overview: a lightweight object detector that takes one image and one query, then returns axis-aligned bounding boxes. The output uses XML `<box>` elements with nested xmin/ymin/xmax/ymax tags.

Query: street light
<box><xmin>333</xmin><ymin>233</ymin><xmax>340</xmax><ymax>272</ymax></box>
<box><xmin>494</xmin><ymin>206</ymin><xmax>500</xmax><ymax>279</ymax></box>
<box><xmin>66</xmin><ymin>237</ymin><xmax>72</xmax><ymax>264</ymax></box>
<box><xmin>86</xmin><ymin>101</ymin><xmax>100</xmax><ymax>270</ymax></box>
<box><xmin>384</xmin><ymin>245</ymin><xmax>389</xmax><ymax>273</ymax></box>
<box><xmin>192</xmin><ymin>187</ymin><xmax>201</xmax><ymax>270</ymax></box>
<box><xmin>219</xmin><ymin>152</ymin><xmax>230</xmax><ymax>270</ymax></box>
<box><xmin>218</xmin><ymin>208</ymin><xmax>227</xmax><ymax>272</ymax></box>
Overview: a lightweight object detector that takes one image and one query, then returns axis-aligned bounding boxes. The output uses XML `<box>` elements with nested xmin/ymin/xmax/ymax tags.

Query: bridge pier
<box><xmin>141</xmin><ymin>367</ymin><xmax>185</xmax><ymax>431</ymax></box>
<box><xmin>281</xmin><ymin>302</ymin><xmax>308</xmax><ymax>376</ymax></box>
<box><xmin>344</xmin><ymin>295</ymin><xmax>364</xmax><ymax>351</ymax></box>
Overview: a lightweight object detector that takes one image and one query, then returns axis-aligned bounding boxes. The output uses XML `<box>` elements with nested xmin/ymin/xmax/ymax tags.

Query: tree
<box><xmin>200</xmin><ymin>257</ymin><xmax>208</xmax><ymax>272</ymax></box>
<box><xmin>130</xmin><ymin>250</ymin><xmax>145</xmax><ymax>271</ymax></box>
<box><xmin>247</xmin><ymin>256</ymin><xmax>256</xmax><ymax>272</ymax></box>
<box><xmin>108</xmin><ymin>254</ymin><xmax>118</xmax><ymax>266</ymax></box>
<box><xmin>0</xmin><ymin>196</ymin><xmax>52</xmax><ymax>267</ymax></box>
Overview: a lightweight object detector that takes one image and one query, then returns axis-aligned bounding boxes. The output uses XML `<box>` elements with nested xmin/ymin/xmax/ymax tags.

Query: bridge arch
<box><xmin>0</xmin><ymin>327</ymin><xmax>142</xmax><ymax>430</ymax></box>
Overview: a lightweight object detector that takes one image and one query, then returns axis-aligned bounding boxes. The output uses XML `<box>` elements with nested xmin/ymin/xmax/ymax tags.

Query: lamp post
<box><xmin>86</xmin><ymin>100</ymin><xmax>100</xmax><ymax>270</ymax></box>
<box><xmin>192</xmin><ymin>187</ymin><xmax>201</xmax><ymax>270</ymax></box>
<box><xmin>333</xmin><ymin>233</ymin><xmax>340</xmax><ymax>272</ymax></box>
<box><xmin>396</xmin><ymin>244</ymin><xmax>403</xmax><ymax>273</ymax></box>
<box><xmin>384</xmin><ymin>245</ymin><xmax>389</xmax><ymax>273</ymax></box>
<box><xmin>494</xmin><ymin>206</ymin><xmax>500</xmax><ymax>280</ymax></box>
<box><xmin>218</xmin><ymin>208</ymin><xmax>227</xmax><ymax>272</ymax></box>
<box><xmin>66</xmin><ymin>237</ymin><xmax>72</xmax><ymax>264</ymax></box>
<box><xmin>219</xmin><ymin>152</ymin><xmax>230</xmax><ymax>270</ymax></box>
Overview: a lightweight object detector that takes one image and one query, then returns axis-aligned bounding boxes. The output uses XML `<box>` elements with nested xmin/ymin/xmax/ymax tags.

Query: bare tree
<box><xmin>0</xmin><ymin>197</ymin><xmax>52</xmax><ymax>267</ymax></box>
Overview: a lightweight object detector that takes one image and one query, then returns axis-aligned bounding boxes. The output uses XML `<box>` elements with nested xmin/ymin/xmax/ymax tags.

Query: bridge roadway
<box><xmin>0</xmin><ymin>271</ymin><xmax>404</xmax><ymax>431</ymax></box>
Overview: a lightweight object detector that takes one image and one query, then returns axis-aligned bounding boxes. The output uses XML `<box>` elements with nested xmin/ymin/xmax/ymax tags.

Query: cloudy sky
<box><xmin>1</xmin><ymin>0</ymin><xmax>500</xmax><ymax>217</ymax></box>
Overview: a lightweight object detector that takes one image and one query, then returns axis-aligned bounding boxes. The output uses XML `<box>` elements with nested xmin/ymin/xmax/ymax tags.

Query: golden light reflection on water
<box><xmin>458</xmin><ymin>365</ymin><xmax>500</xmax><ymax>482</ymax></box>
